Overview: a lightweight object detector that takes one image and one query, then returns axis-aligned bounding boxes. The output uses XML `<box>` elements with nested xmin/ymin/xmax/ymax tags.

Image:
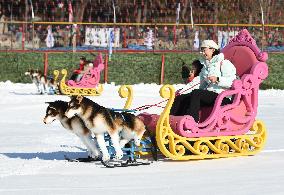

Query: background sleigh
<box><xmin>138</xmin><ymin>29</ymin><xmax>268</xmax><ymax>160</ymax></box>
<box><xmin>54</xmin><ymin>53</ymin><xmax>104</xmax><ymax>96</ymax></box>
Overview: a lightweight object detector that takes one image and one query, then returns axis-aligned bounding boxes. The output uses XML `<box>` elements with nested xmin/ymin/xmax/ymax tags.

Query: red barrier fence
<box><xmin>160</xmin><ymin>54</ymin><xmax>165</xmax><ymax>85</ymax></box>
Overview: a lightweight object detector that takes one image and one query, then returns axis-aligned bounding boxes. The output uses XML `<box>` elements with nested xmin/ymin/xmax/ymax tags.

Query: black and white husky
<box><xmin>25</xmin><ymin>69</ymin><xmax>56</xmax><ymax>94</ymax></box>
<box><xmin>43</xmin><ymin>100</ymin><xmax>101</xmax><ymax>159</ymax></box>
<box><xmin>65</xmin><ymin>96</ymin><xmax>146</xmax><ymax>162</ymax></box>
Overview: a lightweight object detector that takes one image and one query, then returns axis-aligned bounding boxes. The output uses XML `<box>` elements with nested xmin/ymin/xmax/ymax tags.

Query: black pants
<box><xmin>170</xmin><ymin>89</ymin><xmax>232</xmax><ymax>122</ymax></box>
<box><xmin>70</xmin><ymin>73</ymin><xmax>79</xmax><ymax>81</ymax></box>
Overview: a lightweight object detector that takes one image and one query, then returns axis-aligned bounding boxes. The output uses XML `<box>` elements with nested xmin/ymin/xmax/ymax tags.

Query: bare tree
<box><xmin>73</xmin><ymin>0</ymin><xmax>89</xmax><ymax>22</ymax></box>
<box><xmin>180</xmin><ymin>0</ymin><xmax>189</xmax><ymax>23</ymax></box>
<box><xmin>142</xmin><ymin>1</ymin><xmax>148</xmax><ymax>23</ymax></box>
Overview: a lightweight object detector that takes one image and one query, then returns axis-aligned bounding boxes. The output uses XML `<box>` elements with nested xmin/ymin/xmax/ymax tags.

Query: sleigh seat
<box><xmin>139</xmin><ymin>29</ymin><xmax>269</xmax><ymax>138</ymax></box>
<box><xmin>67</xmin><ymin>53</ymin><xmax>104</xmax><ymax>88</ymax></box>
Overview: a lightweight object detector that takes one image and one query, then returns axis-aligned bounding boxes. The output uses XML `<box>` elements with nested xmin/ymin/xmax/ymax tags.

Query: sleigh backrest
<box><xmin>223</xmin><ymin>45</ymin><xmax>258</xmax><ymax>77</ymax></box>
<box><xmin>81</xmin><ymin>53</ymin><xmax>104</xmax><ymax>86</ymax></box>
<box><xmin>221</xmin><ymin>29</ymin><xmax>268</xmax><ymax>77</ymax></box>
<box><xmin>93</xmin><ymin>53</ymin><xmax>104</xmax><ymax>68</ymax></box>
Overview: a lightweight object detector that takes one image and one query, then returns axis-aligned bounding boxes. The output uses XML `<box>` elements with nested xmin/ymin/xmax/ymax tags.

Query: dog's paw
<box><xmin>90</xmin><ymin>154</ymin><xmax>101</xmax><ymax>160</ymax></box>
<box><xmin>90</xmin><ymin>155</ymin><xmax>102</xmax><ymax>161</ymax></box>
<box><xmin>134</xmin><ymin>138</ymin><xmax>141</xmax><ymax>146</ymax></box>
<box><xmin>115</xmin><ymin>150</ymin><xmax>123</xmax><ymax>160</ymax></box>
<box><xmin>102</xmin><ymin>154</ymin><xmax>110</xmax><ymax>162</ymax></box>
<box><xmin>91</xmin><ymin>150</ymin><xmax>101</xmax><ymax>158</ymax></box>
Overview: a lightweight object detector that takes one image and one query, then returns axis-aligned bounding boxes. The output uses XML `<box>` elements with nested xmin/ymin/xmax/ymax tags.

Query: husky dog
<box><xmin>25</xmin><ymin>69</ymin><xmax>56</xmax><ymax>94</ymax></box>
<box><xmin>25</xmin><ymin>69</ymin><xmax>42</xmax><ymax>93</ymax></box>
<box><xmin>43</xmin><ymin>100</ymin><xmax>101</xmax><ymax>159</ymax></box>
<box><xmin>65</xmin><ymin>96</ymin><xmax>146</xmax><ymax>162</ymax></box>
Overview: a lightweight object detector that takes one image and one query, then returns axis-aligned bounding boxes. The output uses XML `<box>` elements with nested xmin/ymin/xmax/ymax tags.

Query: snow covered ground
<box><xmin>0</xmin><ymin>81</ymin><xmax>284</xmax><ymax>195</ymax></box>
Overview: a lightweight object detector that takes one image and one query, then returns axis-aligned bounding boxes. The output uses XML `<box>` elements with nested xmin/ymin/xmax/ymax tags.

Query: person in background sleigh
<box><xmin>69</xmin><ymin>56</ymin><xmax>93</xmax><ymax>82</ymax></box>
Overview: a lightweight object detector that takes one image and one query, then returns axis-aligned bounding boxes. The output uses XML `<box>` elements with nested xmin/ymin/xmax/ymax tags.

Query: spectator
<box><xmin>70</xmin><ymin>56</ymin><xmax>93</xmax><ymax>82</ymax></box>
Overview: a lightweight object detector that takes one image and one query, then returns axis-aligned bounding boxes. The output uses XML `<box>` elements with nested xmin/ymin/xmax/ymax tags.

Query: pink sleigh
<box><xmin>139</xmin><ymin>29</ymin><xmax>269</xmax><ymax>138</ymax></box>
<box><xmin>67</xmin><ymin>53</ymin><xmax>104</xmax><ymax>88</ymax></box>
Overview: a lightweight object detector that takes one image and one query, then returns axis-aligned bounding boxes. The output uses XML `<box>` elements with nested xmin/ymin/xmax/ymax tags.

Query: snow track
<box><xmin>0</xmin><ymin>81</ymin><xmax>283</xmax><ymax>194</ymax></box>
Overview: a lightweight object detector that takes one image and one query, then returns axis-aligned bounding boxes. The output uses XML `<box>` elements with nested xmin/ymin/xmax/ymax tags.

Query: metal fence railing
<box><xmin>0</xmin><ymin>22</ymin><xmax>283</xmax><ymax>52</ymax></box>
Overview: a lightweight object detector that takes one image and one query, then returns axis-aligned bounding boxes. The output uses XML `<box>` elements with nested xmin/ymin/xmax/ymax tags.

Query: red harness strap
<box><xmin>134</xmin><ymin>80</ymin><xmax>206</xmax><ymax>112</ymax></box>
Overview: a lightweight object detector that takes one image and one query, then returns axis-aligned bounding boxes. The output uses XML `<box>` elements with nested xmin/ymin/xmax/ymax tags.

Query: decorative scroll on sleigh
<box><xmin>139</xmin><ymin>29</ymin><xmax>268</xmax><ymax>160</ymax></box>
<box><xmin>54</xmin><ymin>53</ymin><xmax>104</xmax><ymax>96</ymax></box>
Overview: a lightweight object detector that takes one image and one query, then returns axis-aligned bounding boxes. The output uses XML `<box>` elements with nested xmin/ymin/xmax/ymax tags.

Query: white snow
<box><xmin>0</xmin><ymin>81</ymin><xmax>283</xmax><ymax>195</ymax></box>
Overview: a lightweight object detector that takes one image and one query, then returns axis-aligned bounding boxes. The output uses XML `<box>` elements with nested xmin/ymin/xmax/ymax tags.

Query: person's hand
<box><xmin>208</xmin><ymin>76</ymin><xmax>218</xmax><ymax>83</ymax></box>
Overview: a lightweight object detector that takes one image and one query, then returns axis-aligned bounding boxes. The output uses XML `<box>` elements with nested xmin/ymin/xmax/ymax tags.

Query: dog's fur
<box><xmin>43</xmin><ymin>100</ymin><xmax>100</xmax><ymax>158</ymax></box>
<box><xmin>25</xmin><ymin>69</ymin><xmax>56</xmax><ymax>94</ymax></box>
<box><xmin>65</xmin><ymin>96</ymin><xmax>146</xmax><ymax>162</ymax></box>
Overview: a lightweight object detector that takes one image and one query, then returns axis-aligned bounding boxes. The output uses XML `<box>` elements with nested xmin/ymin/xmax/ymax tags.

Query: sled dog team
<box><xmin>43</xmin><ymin>96</ymin><xmax>146</xmax><ymax>162</ymax></box>
<box><xmin>25</xmin><ymin>69</ymin><xmax>56</xmax><ymax>94</ymax></box>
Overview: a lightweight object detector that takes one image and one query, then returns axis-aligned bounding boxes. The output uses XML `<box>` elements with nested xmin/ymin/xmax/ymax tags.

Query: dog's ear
<box><xmin>76</xmin><ymin>95</ymin><xmax>83</xmax><ymax>103</ymax></box>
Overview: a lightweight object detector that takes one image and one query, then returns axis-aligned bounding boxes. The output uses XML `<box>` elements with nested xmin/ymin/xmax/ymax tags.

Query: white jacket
<box><xmin>199</xmin><ymin>53</ymin><xmax>236</xmax><ymax>94</ymax></box>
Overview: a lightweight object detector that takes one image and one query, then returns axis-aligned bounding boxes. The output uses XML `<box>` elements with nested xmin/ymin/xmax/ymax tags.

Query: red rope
<box><xmin>134</xmin><ymin>99</ymin><xmax>168</xmax><ymax>111</ymax></box>
<box><xmin>134</xmin><ymin>80</ymin><xmax>205</xmax><ymax>112</ymax></box>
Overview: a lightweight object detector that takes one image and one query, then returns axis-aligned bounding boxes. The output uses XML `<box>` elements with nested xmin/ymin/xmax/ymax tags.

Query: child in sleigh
<box><xmin>178</xmin><ymin>59</ymin><xmax>203</xmax><ymax>95</ymax></box>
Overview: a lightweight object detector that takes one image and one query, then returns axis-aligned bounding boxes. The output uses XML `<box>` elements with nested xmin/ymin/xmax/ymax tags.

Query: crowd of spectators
<box><xmin>0</xmin><ymin>0</ymin><xmax>283</xmax><ymax>50</ymax></box>
<box><xmin>1</xmin><ymin>0</ymin><xmax>283</xmax><ymax>24</ymax></box>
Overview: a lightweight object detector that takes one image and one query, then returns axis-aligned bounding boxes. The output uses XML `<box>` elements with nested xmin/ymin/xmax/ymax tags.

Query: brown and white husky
<box><xmin>43</xmin><ymin>100</ymin><xmax>101</xmax><ymax>159</ymax></box>
<box><xmin>65</xmin><ymin>96</ymin><xmax>146</xmax><ymax>162</ymax></box>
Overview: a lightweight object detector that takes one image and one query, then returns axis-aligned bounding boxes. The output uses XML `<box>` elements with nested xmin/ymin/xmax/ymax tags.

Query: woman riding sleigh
<box><xmin>170</xmin><ymin>40</ymin><xmax>237</xmax><ymax>123</ymax></box>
